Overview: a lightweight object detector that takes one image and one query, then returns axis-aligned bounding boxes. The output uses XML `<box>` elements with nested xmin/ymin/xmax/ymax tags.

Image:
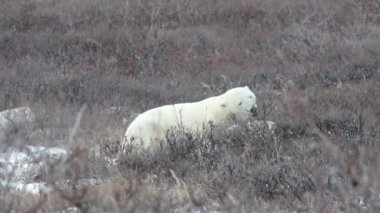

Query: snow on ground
<box><xmin>0</xmin><ymin>181</ymin><xmax>52</xmax><ymax>194</ymax></box>
<box><xmin>53</xmin><ymin>207</ymin><xmax>81</xmax><ymax>213</ymax></box>
<box><xmin>0</xmin><ymin>144</ymin><xmax>110</xmax><ymax>195</ymax></box>
<box><xmin>0</xmin><ymin>107</ymin><xmax>35</xmax><ymax>130</ymax></box>
<box><xmin>227</xmin><ymin>120</ymin><xmax>277</xmax><ymax>134</ymax></box>
<box><xmin>0</xmin><ymin>107</ymin><xmax>110</xmax><ymax>195</ymax></box>
<box><xmin>0</xmin><ymin>145</ymin><xmax>67</xmax><ymax>165</ymax></box>
<box><xmin>0</xmin><ymin>178</ymin><xmax>106</xmax><ymax>195</ymax></box>
<box><xmin>0</xmin><ymin>145</ymin><xmax>67</xmax><ymax>194</ymax></box>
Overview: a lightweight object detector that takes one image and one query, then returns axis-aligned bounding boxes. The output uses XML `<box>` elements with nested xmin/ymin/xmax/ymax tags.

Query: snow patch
<box><xmin>0</xmin><ymin>145</ymin><xmax>67</xmax><ymax>165</ymax></box>
<box><xmin>0</xmin><ymin>145</ymin><xmax>67</xmax><ymax>194</ymax></box>
<box><xmin>0</xmin><ymin>181</ymin><xmax>52</xmax><ymax>194</ymax></box>
<box><xmin>0</xmin><ymin>107</ymin><xmax>35</xmax><ymax>130</ymax></box>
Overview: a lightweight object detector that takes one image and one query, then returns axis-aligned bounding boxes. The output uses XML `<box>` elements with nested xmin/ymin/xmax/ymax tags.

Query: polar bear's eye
<box><xmin>249</xmin><ymin>96</ymin><xmax>253</xmax><ymax>98</ymax></box>
<box><xmin>238</xmin><ymin>102</ymin><xmax>242</xmax><ymax>105</ymax></box>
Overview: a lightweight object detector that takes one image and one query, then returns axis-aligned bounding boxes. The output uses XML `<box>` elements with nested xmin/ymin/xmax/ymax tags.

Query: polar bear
<box><xmin>122</xmin><ymin>86</ymin><xmax>258</xmax><ymax>152</ymax></box>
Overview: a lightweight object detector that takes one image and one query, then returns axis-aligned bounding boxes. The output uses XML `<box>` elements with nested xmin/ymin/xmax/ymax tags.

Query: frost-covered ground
<box><xmin>0</xmin><ymin>144</ymin><xmax>113</xmax><ymax>196</ymax></box>
<box><xmin>0</xmin><ymin>107</ymin><xmax>35</xmax><ymax>131</ymax></box>
<box><xmin>0</xmin><ymin>145</ymin><xmax>67</xmax><ymax>194</ymax></box>
<box><xmin>0</xmin><ymin>107</ymin><xmax>109</xmax><ymax>196</ymax></box>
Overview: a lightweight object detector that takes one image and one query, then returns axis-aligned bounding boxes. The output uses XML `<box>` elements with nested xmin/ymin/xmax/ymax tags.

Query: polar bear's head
<box><xmin>220</xmin><ymin>86</ymin><xmax>258</xmax><ymax>121</ymax></box>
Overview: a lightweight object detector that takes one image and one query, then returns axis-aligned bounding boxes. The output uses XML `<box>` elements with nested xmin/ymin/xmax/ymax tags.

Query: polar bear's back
<box><xmin>124</xmin><ymin>97</ymin><xmax>221</xmax><ymax>149</ymax></box>
<box><xmin>124</xmin><ymin>106</ymin><xmax>177</xmax><ymax>142</ymax></box>
<box><xmin>172</xmin><ymin>96</ymin><xmax>223</xmax><ymax>130</ymax></box>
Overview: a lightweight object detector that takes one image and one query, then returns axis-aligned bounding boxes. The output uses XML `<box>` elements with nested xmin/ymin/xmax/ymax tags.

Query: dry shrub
<box><xmin>1</xmin><ymin>0</ymin><xmax>380</xmax><ymax>211</ymax></box>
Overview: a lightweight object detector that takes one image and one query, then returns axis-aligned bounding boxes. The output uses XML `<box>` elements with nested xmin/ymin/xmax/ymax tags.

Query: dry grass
<box><xmin>1</xmin><ymin>0</ymin><xmax>380</xmax><ymax>212</ymax></box>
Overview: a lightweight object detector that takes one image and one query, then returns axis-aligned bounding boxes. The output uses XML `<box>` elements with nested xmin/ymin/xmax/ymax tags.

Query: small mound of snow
<box><xmin>0</xmin><ymin>107</ymin><xmax>35</xmax><ymax>130</ymax></box>
<box><xmin>227</xmin><ymin>120</ymin><xmax>277</xmax><ymax>133</ymax></box>
<box><xmin>0</xmin><ymin>145</ymin><xmax>67</xmax><ymax>165</ymax></box>
<box><xmin>0</xmin><ymin>181</ymin><xmax>52</xmax><ymax>194</ymax></box>
<box><xmin>0</xmin><ymin>145</ymin><xmax>68</xmax><ymax>192</ymax></box>
<box><xmin>53</xmin><ymin>207</ymin><xmax>80</xmax><ymax>213</ymax></box>
<box><xmin>249</xmin><ymin>120</ymin><xmax>276</xmax><ymax>132</ymax></box>
<box><xmin>0</xmin><ymin>144</ymin><xmax>116</xmax><ymax>196</ymax></box>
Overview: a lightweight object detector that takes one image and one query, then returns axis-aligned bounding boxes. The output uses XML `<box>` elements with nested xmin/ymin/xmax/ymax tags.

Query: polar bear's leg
<box><xmin>141</xmin><ymin>118</ymin><xmax>166</xmax><ymax>150</ymax></box>
<box><xmin>124</xmin><ymin>115</ymin><xmax>166</xmax><ymax>151</ymax></box>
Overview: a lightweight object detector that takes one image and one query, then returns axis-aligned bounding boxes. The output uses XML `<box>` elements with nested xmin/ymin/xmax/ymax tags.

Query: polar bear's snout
<box><xmin>250</xmin><ymin>106</ymin><xmax>258</xmax><ymax>117</ymax></box>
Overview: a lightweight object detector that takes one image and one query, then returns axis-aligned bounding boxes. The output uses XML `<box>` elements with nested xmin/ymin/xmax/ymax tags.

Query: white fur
<box><xmin>123</xmin><ymin>86</ymin><xmax>258</xmax><ymax>152</ymax></box>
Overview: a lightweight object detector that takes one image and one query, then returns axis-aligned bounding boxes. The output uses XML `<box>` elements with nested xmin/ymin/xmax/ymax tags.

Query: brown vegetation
<box><xmin>1</xmin><ymin>0</ymin><xmax>380</xmax><ymax>212</ymax></box>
